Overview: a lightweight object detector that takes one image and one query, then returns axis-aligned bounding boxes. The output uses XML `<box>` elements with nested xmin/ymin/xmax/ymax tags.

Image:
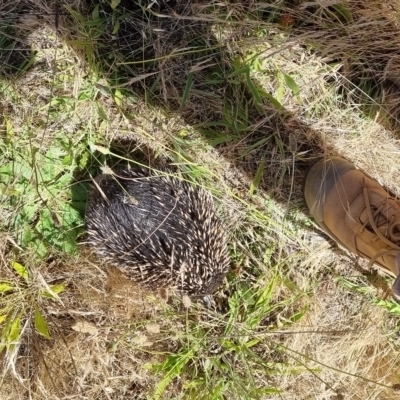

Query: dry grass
<box><xmin>2</xmin><ymin>0</ymin><xmax>400</xmax><ymax>399</ymax></box>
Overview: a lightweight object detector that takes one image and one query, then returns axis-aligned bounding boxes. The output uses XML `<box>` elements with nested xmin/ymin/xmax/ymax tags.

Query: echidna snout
<box><xmin>85</xmin><ymin>168</ymin><xmax>230</xmax><ymax>295</ymax></box>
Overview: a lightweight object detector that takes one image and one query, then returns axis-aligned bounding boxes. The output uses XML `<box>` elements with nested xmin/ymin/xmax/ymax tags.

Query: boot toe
<box><xmin>305</xmin><ymin>157</ymin><xmax>400</xmax><ymax>302</ymax></box>
<box><xmin>304</xmin><ymin>157</ymin><xmax>356</xmax><ymax>224</ymax></box>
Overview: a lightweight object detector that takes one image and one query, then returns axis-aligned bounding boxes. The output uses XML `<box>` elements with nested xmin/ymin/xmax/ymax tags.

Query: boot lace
<box><xmin>362</xmin><ymin>184</ymin><xmax>400</xmax><ymax>269</ymax></box>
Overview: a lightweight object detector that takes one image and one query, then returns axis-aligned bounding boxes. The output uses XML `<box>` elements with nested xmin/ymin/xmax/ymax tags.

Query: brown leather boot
<box><xmin>304</xmin><ymin>157</ymin><xmax>400</xmax><ymax>299</ymax></box>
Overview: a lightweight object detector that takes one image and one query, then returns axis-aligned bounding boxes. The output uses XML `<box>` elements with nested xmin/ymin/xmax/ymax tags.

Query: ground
<box><xmin>1</xmin><ymin>0</ymin><xmax>400</xmax><ymax>399</ymax></box>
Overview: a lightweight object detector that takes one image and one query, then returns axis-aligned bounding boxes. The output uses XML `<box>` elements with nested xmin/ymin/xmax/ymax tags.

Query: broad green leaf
<box><xmin>34</xmin><ymin>308</ymin><xmax>51</xmax><ymax>339</ymax></box>
<box><xmin>96</xmin><ymin>102</ymin><xmax>109</xmax><ymax>121</ymax></box>
<box><xmin>31</xmin><ymin>239</ymin><xmax>48</xmax><ymax>259</ymax></box>
<box><xmin>114</xmin><ymin>89</ymin><xmax>123</xmax><ymax>106</ymax></box>
<box><xmin>11</xmin><ymin>262</ymin><xmax>29</xmax><ymax>281</ymax></box>
<box><xmin>92</xmin><ymin>4</ymin><xmax>99</xmax><ymax>20</ymax></box>
<box><xmin>7</xmin><ymin>316</ymin><xmax>21</xmax><ymax>344</ymax></box>
<box><xmin>45</xmin><ymin>146</ymin><xmax>67</xmax><ymax>159</ymax></box>
<box><xmin>21</xmin><ymin>225</ymin><xmax>35</xmax><ymax>247</ymax></box>
<box><xmin>276</xmin><ymin>73</ymin><xmax>284</xmax><ymax>103</ymax></box>
<box><xmin>37</xmin><ymin>209</ymin><xmax>54</xmax><ymax>232</ymax></box>
<box><xmin>0</xmin><ymin>283</ymin><xmax>13</xmax><ymax>293</ymax></box>
<box><xmin>283</xmin><ymin>74</ymin><xmax>300</xmax><ymax>96</ymax></box>
<box><xmin>62</xmin><ymin>154</ymin><xmax>72</xmax><ymax>166</ymax></box>
<box><xmin>21</xmin><ymin>204</ymin><xmax>37</xmax><ymax>221</ymax></box>
<box><xmin>50</xmin><ymin>284</ymin><xmax>65</xmax><ymax>294</ymax></box>
<box><xmin>245</xmin><ymin>338</ymin><xmax>260</xmax><ymax>348</ymax></box>
<box><xmin>0</xmin><ymin>315</ymin><xmax>7</xmax><ymax>324</ymax></box>
<box><xmin>79</xmin><ymin>151</ymin><xmax>90</xmax><ymax>170</ymax></box>
<box><xmin>41</xmin><ymin>284</ymin><xmax>65</xmax><ymax>299</ymax></box>
<box><xmin>62</xmin><ymin>239</ymin><xmax>78</xmax><ymax>255</ymax></box>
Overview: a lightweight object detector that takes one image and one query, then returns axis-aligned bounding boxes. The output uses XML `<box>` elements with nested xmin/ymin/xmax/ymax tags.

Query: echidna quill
<box><xmin>85</xmin><ymin>168</ymin><xmax>230</xmax><ymax>295</ymax></box>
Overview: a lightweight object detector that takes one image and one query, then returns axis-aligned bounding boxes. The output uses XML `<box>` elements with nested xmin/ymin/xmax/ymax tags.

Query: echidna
<box><xmin>85</xmin><ymin>167</ymin><xmax>230</xmax><ymax>295</ymax></box>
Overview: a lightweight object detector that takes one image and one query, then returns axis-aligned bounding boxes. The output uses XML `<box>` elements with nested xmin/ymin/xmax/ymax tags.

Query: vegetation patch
<box><xmin>1</xmin><ymin>0</ymin><xmax>400</xmax><ymax>399</ymax></box>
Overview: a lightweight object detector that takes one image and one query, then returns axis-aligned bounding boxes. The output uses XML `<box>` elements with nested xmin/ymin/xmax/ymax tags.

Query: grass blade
<box><xmin>34</xmin><ymin>308</ymin><xmax>51</xmax><ymax>339</ymax></box>
<box><xmin>180</xmin><ymin>72</ymin><xmax>194</xmax><ymax>108</ymax></box>
<box><xmin>249</xmin><ymin>157</ymin><xmax>266</xmax><ymax>196</ymax></box>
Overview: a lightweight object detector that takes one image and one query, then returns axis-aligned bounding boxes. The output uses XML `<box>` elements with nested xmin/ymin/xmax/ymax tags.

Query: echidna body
<box><xmin>85</xmin><ymin>168</ymin><xmax>230</xmax><ymax>295</ymax></box>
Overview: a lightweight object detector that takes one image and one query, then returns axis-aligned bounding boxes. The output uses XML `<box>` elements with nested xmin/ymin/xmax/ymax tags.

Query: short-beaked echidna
<box><xmin>85</xmin><ymin>168</ymin><xmax>230</xmax><ymax>295</ymax></box>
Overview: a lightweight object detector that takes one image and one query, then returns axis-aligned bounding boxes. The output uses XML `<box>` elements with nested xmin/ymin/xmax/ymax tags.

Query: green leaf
<box><xmin>289</xmin><ymin>307</ymin><xmax>308</xmax><ymax>323</ymax></box>
<box><xmin>110</xmin><ymin>0</ymin><xmax>120</xmax><ymax>10</ymax></box>
<box><xmin>249</xmin><ymin>158</ymin><xmax>266</xmax><ymax>196</ymax></box>
<box><xmin>244</xmin><ymin>338</ymin><xmax>260</xmax><ymax>348</ymax></box>
<box><xmin>153</xmin><ymin>351</ymin><xmax>194</xmax><ymax>400</ymax></box>
<box><xmin>34</xmin><ymin>308</ymin><xmax>51</xmax><ymax>339</ymax></box>
<box><xmin>257</xmin><ymin>89</ymin><xmax>284</xmax><ymax>111</ymax></box>
<box><xmin>7</xmin><ymin>316</ymin><xmax>21</xmax><ymax>345</ymax></box>
<box><xmin>62</xmin><ymin>154</ymin><xmax>72</xmax><ymax>166</ymax></box>
<box><xmin>180</xmin><ymin>72</ymin><xmax>194</xmax><ymax>108</ymax></box>
<box><xmin>96</xmin><ymin>102</ymin><xmax>109</xmax><ymax>121</ymax></box>
<box><xmin>283</xmin><ymin>74</ymin><xmax>300</xmax><ymax>96</ymax></box>
<box><xmin>0</xmin><ymin>283</ymin><xmax>14</xmax><ymax>293</ymax></box>
<box><xmin>50</xmin><ymin>284</ymin><xmax>65</xmax><ymax>295</ymax></box>
<box><xmin>64</xmin><ymin>6</ymin><xmax>86</xmax><ymax>24</ymax></box>
<box><xmin>79</xmin><ymin>151</ymin><xmax>90</xmax><ymax>170</ymax></box>
<box><xmin>21</xmin><ymin>204</ymin><xmax>37</xmax><ymax>221</ymax></box>
<box><xmin>36</xmin><ymin>209</ymin><xmax>54</xmax><ymax>233</ymax></box>
<box><xmin>246</xmin><ymin>70</ymin><xmax>262</xmax><ymax>104</ymax></box>
<box><xmin>113</xmin><ymin>89</ymin><xmax>123</xmax><ymax>106</ymax></box>
<box><xmin>5</xmin><ymin>117</ymin><xmax>13</xmax><ymax>136</ymax></box>
<box><xmin>11</xmin><ymin>261</ymin><xmax>29</xmax><ymax>281</ymax></box>
<box><xmin>89</xmin><ymin>143</ymin><xmax>111</xmax><ymax>155</ymax></box>
<box><xmin>246</xmin><ymin>277</ymin><xmax>278</xmax><ymax>329</ymax></box>
<box><xmin>112</xmin><ymin>19</ymin><xmax>120</xmax><ymax>35</ymax></box>
<box><xmin>276</xmin><ymin>73</ymin><xmax>284</xmax><ymax>103</ymax></box>
<box><xmin>92</xmin><ymin>4</ymin><xmax>99</xmax><ymax>20</ymax></box>
<box><xmin>41</xmin><ymin>284</ymin><xmax>65</xmax><ymax>299</ymax></box>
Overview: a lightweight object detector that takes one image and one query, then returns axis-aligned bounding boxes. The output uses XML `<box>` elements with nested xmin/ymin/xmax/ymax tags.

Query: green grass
<box><xmin>0</xmin><ymin>79</ymin><xmax>93</xmax><ymax>258</ymax></box>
